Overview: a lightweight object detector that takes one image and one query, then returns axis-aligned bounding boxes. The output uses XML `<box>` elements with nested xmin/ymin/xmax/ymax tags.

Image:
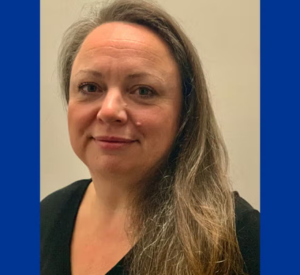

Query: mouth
<box><xmin>93</xmin><ymin>136</ymin><xmax>137</xmax><ymax>149</ymax></box>
<box><xmin>94</xmin><ymin>136</ymin><xmax>136</xmax><ymax>143</ymax></box>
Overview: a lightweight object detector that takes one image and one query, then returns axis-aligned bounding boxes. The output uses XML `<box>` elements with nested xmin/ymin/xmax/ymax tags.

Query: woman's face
<box><xmin>68</xmin><ymin>22</ymin><xmax>182</xmax><ymax>179</ymax></box>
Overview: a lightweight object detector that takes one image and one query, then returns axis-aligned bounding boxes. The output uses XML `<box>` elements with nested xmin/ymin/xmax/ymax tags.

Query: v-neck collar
<box><xmin>65</xmin><ymin>179</ymin><xmax>128</xmax><ymax>275</ymax></box>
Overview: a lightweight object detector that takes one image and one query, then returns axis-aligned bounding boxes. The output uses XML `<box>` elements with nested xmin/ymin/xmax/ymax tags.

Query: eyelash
<box><xmin>131</xmin><ymin>86</ymin><xmax>156</xmax><ymax>98</ymax></box>
<box><xmin>78</xmin><ymin>82</ymin><xmax>101</xmax><ymax>94</ymax></box>
<box><xmin>77</xmin><ymin>82</ymin><xmax>156</xmax><ymax>99</ymax></box>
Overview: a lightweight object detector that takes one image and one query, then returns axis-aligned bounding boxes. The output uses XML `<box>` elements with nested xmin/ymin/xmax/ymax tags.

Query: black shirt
<box><xmin>41</xmin><ymin>179</ymin><xmax>260</xmax><ymax>275</ymax></box>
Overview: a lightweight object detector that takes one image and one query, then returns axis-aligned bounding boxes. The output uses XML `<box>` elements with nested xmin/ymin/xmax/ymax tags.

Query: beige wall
<box><xmin>41</xmin><ymin>0</ymin><xmax>260</xmax><ymax>209</ymax></box>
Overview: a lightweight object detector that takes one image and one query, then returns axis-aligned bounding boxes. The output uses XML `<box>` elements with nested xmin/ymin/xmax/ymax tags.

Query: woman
<box><xmin>41</xmin><ymin>0</ymin><xmax>259</xmax><ymax>274</ymax></box>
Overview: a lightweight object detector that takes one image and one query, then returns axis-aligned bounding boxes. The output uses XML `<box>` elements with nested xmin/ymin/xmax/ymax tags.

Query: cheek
<box><xmin>67</xmin><ymin>102</ymin><xmax>95</xmax><ymax>135</ymax></box>
<box><xmin>137</xmin><ymin>107</ymin><xmax>180</xmax><ymax>147</ymax></box>
<box><xmin>67</xmin><ymin>102</ymin><xmax>97</xmax><ymax>161</ymax></box>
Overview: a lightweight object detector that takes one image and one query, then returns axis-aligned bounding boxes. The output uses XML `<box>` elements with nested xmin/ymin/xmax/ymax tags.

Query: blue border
<box><xmin>0</xmin><ymin>0</ymin><xmax>40</xmax><ymax>273</ymax></box>
<box><xmin>261</xmin><ymin>1</ymin><xmax>300</xmax><ymax>274</ymax></box>
<box><xmin>2</xmin><ymin>0</ymin><xmax>300</xmax><ymax>273</ymax></box>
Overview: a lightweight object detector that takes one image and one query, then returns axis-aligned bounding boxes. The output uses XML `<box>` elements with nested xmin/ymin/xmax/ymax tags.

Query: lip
<box><xmin>94</xmin><ymin>136</ymin><xmax>136</xmax><ymax>143</ymax></box>
<box><xmin>93</xmin><ymin>136</ymin><xmax>137</xmax><ymax>150</ymax></box>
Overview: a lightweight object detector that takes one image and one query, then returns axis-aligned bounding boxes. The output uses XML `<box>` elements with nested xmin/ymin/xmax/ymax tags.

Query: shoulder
<box><xmin>234</xmin><ymin>191</ymin><xmax>260</xmax><ymax>236</ymax></box>
<box><xmin>234</xmin><ymin>192</ymin><xmax>260</xmax><ymax>275</ymax></box>
<box><xmin>40</xmin><ymin>180</ymin><xmax>91</xmax><ymax>274</ymax></box>
<box><xmin>41</xmin><ymin>179</ymin><xmax>91</xmax><ymax>214</ymax></box>
<box><xmin>40</xmin><ymin>179</ymin><xmax>91</xmax><ymax>231</ymax></box>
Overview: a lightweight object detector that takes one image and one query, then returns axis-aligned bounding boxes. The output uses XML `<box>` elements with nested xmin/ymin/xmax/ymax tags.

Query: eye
<box><xmin>78</xmin><ymin>83</ymin><xmax>101</xmax><ymax>94</ymax></box>
<box><xmin>133</xmin><ymin>86</ymin><xmax>155</xmax><ymax>98</ymax></box>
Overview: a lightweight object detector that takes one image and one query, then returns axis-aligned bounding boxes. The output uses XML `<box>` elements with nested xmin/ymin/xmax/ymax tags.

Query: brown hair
<box><xmin>58</xmin><ymin>0</ymin><xmax>245</xmax><ymax>274</ymax></box>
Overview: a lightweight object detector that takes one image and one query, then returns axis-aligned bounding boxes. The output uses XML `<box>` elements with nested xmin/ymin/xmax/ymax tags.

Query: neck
<box><xmin>86</xmin><ymin>171</ymin><xmax>140</xmax><ymax>216</ymax></box>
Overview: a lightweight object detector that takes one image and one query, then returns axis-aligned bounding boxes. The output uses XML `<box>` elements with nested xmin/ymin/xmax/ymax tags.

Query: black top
<box><xmin>41</xmin><ymin>179</ymin><xmax>260</xmax><ymax>275</ymax></box>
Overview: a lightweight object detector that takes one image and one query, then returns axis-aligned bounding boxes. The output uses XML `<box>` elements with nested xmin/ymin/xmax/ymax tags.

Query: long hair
<box><xmin>58</xmin><ymin>1</ymin><xmax>245</xmax><ymax>274</ymax></box>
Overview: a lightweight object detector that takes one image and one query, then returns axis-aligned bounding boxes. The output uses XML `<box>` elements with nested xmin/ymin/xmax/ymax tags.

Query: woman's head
<box><xmin>68</xmin><ymin>21</ymin><xmax>182</xmax><ymax>178</ymax></box>
<box><xmin>59</xmin><ymin>0</ymin><xmax>215</xmax><ymax>172</ymax></box>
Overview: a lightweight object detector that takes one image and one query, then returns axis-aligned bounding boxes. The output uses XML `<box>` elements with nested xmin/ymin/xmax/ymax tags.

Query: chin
<box><xmin>88</xmin><ymin>157</ymin><xmax>139</xmax><ymax>176</ymax></box>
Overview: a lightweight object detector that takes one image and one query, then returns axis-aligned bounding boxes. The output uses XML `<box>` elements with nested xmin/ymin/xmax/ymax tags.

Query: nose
<box><xmin>96</xmin><ymin>89</ymin><xmax>128</xmax><ymax>124</ymax></box>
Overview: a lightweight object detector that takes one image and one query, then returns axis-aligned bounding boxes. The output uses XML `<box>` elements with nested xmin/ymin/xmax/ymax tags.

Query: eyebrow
<box><xmin>74</xmin><ymin>69</ymin><xmax>103</xmax><ymax>78</ymax></box>
<box><xmin>126</xmin><ymin>72</ymin><xmax>162</xmax><ymax>81</ymax></box>
<box><xmin>74</xmin><ymin>70</ymin><xmax>164</xmax><ymax>82</ymax></box>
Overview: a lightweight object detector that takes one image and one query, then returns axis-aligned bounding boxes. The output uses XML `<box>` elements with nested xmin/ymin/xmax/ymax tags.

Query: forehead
<box><xmin>73</xmin><ymin>22</ymin><xmax>178</xmax><ymax>73</ymax></box>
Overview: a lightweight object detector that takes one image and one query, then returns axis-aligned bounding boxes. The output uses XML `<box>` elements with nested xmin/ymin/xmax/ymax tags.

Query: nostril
<box><xmin>96</xmin><ymin>105</ymin><xmax>128</xmax><ymax>124</ymax></box>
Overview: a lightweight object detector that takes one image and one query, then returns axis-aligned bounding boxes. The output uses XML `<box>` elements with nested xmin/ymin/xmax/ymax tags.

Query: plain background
<box><xmin>40</xmin><ymin>0</ymin><xmax>260</xmax><ymax>209</ymax></box>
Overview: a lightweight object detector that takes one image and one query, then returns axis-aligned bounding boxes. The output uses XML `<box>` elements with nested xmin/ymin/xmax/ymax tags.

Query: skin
<box><xmin>68</xmin><ymin>22</ymin><xmax>182</xmax><ymax>191</ymax></box>
<box><xmin>68</xmin><ymin>22</ymin><xmax>182</xmax><ymax>274</ymax></box>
